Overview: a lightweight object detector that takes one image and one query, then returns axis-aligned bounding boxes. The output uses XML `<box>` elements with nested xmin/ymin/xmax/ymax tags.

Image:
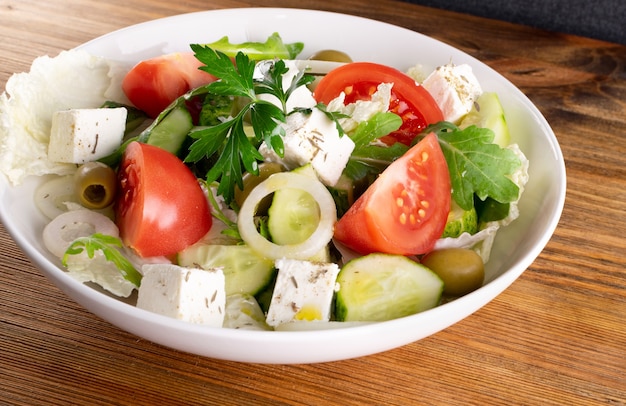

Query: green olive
<box><xmin>421</xmin><ymin>248</ymin><xmax>485</xmax><ymax>297</ymax></box>
<box><xmin>234</xmin><ymin>162</ymin><xmax>284</xmax><ymax>213</ymax></box>
<box><xmin>74</xmin><ymin>161</ymin><xmax>117</xmax><ymax>210</ymax></box>
<box><xmin>308</xmin><ymin>49</ymin><xmax>353</xmax><ymax>63</ymax></box>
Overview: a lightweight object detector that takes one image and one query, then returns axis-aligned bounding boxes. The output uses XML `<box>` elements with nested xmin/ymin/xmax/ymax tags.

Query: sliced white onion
<box><xmin>237</xmin><ymin>172</ymin><xmax>336</xmax><ymax>260</ymax></box>
<box><xmin>34</xmin><ymin>175</ymin><xmax>80</xmax><ymax>220</ymax></box>
<box><xmin>34</xmin><ymin>174</ymin><xmax>114</xmax><ymax>220</ymax></box>
<box><xmin>43</xmin><ymin>209</ymin><xmax>119</xmax><ymax>258</ymax></box>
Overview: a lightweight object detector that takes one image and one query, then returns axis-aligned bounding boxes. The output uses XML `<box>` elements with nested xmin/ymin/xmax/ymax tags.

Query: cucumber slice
<box><xmin>145</xmin><ymin>105</ymin><xmax>193</xmax><ymax>155</ymax></box>
<box><xmin>268</xmin><ymin>165</ymin><xmax>319</xmax><ymax>244</ymax></box>
<box><xmin>178</xmin><ymin>243</ymin><xmax>275</xmax><ymax>296</ymax></box>
<box><xmin>459</xmin><ymin>92</ymin><xmax>510</xmax><ymax>147</ymax></box>
<box><xmin>442</xmin><ymin>199</ymin><xmax>478</xmax><ymax>238</ymax></box>
<box><xmin>267</xmin><ymin>165</ymin><xmax>329</xmax><ymax>261</ymax></box>
<box><xmin>335</xmin><ymin>254</ymin><xmax>443</xmax><ymax>322</ymax></box>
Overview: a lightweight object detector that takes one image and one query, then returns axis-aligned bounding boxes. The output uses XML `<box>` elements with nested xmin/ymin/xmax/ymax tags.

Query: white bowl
<box><xmin>0</xmin><ymin>8</ymin><xmax>566</xmax><ymax>364</ymax></box>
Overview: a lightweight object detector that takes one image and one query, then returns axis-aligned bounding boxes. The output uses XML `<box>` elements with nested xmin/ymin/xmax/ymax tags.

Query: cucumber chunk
<box><xmin>460</xmin><ymin>92</ymin><xmax>510</xmax><ymax>147</ymax></box>
<box><xmin>145</xmin><ymin>105</ymin><xmax>193</xmax><ymax>155</ymax></box>
<box><xmin>442</xmin><ymin>199</ymin><xmax>478</xmax><ymax>238</ymax></box>
<box><xmin>335</xmin><ymin>254</ymin><xmax>443</xmax><ymax>322</ymax></box>
<box><xmin>178</xmin><ymin>243</ymin><xmax>275</xmax><ymax>296</ymax></box>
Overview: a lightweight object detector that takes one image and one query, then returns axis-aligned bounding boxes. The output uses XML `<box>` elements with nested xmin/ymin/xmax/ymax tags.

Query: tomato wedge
<box><xmin>122</xmin><ymin>52</ymin><xmax>217</xmax><ymax>118</ymax></box>
<box><xmin>333</xmin><ymin>133</ymin><xmax>450</xmax><ymax>256</ymax></box>
<box><xmin>313</xmin><ymin>62</ymin><xmax>443</xmax><ymax>145</ymax></box>
<box><xmin>115</xmin><ymin>142</ymin><xmax>212</xmax><ymax>257</ymax></box>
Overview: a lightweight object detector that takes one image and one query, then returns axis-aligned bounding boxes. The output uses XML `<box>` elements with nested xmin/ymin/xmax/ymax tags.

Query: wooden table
<box><xmin>1</xmin><ymin>0</ymin><xmax>625</xmax><ymax>404</ymax></box>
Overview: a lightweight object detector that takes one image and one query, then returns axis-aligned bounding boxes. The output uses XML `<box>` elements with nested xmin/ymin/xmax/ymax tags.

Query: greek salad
<box><xmin>0</xmin><ymin>33</ymin><xmax>528</xmax><ymax>331</ymax></box>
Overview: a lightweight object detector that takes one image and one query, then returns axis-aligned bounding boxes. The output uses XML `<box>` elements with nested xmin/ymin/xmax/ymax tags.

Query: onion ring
<box><xmin>237</xmin><ymin>172</ymin><xmax>336</xmax><ymax>260</ymax></box>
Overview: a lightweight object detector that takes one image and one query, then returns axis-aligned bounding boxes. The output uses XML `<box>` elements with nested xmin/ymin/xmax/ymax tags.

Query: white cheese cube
<box><xmin>422</xmin><ymin>63</ymin><xmax>482</xmax><ymax>124</ymax></box>
<box><xmin>48</xmin><ymin>107</ymin><xmax>126</xmax><ymax>163</ymax></box>
<box><xmin>266</xmin><ymin>258</ymin><xmax>340</xmax><ymax>327</ymax></box>
<box><xmin>259</xmin><ymin>109</ymin><xmax>355</xmax><ymax>186</ymax></box>
<box><xmin>137</xmin><ymin>263</ymin><xmax>226</xmax><ymax>327</ymax></box>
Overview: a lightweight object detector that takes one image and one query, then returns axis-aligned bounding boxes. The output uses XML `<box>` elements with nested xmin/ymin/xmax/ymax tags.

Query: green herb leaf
<box><xmin>343</xmin><ymin>112</ymin><xmax>405</xmax><ymax>180</ymax></box>
<box><xmin>426</xmin><ymin>122</ymin><xmax>522</xmax><ymax>210</ymax></box>
<box><xmin>351</xmin><ymin>112</ymin><xmax>403</xmax><ymax>148</ymax></box>
<box><xmin>204</xmin><ymin>32</ymin><xmax>304</xmax><ymax>60</ymax></box>
<box><xmin>63</xmin><ymin>233</ymin><xmax>142</xmax><ymax>287</ymax></box>
<box><xmin>186</xmin><ymin>45</ymin><xmax>314</xmax><ymax>204</ymax></box>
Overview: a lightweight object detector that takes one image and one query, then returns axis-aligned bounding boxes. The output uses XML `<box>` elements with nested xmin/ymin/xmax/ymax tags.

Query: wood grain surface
<box><xmin>1</xmin><ymin>0</ymin><xmax>625</xmax><ymax>405</ymax></box>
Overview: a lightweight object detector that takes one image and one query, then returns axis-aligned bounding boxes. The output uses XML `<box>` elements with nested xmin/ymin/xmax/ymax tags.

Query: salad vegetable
<box><xmin>115</xmin><ymin>141</ymin><xmax>212</xmax><ymax>257</ymax></box>
<box><xmin>0</xmin><ymin>32</ymin><xmax>530</xmax><ymax>330</ymax></box>
<box><xmin>335</xmin><ymin>254</ymin><xmax>444</xmax><ymax>322</ymax></box>
<box><xmin>122</xmin><ymin>52</ymin><xmax>217</xmax><ymax>118</ymax></box>
<box><xmin>204</xmin><ymin>32</ymin><xmax>304</xmax><ymax>61</ymax></box>
<box><xmin>333</xmin><ymin>132</ymin><xmax>451</xmax><ymax>256</ymax></box>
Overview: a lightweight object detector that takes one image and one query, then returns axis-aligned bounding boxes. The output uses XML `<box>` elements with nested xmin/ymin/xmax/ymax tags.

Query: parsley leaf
<box><xmin>186</xmin><ymin>45</ymin><xmax>314</xmax><ymax>204</ymax></box>
<box><xmin>425</xmin><ymin>122</ymin><xmax>522</xmax><ymax>211</ymax></box>
<box><xmin>63</xmin><ymin>233</ymin><xmax>142</xmax><ymax>287</ymax></box>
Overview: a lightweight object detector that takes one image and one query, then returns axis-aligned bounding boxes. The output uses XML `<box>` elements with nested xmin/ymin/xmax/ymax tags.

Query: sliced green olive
<box><xmin>308</xmin><ymin>49</ymin><xmax>353</xmax><ymax>63</ymax></box>
<box><xmin>421</xmin><ymin>248</ymin><xmax>485</xmax><ymax>297</ymax></box>
<box><xmin>234</xmin><ymin>162</ymin><xmax>284</xmax><ymax>213</ymax></box>
<box><xmin>74</xmin><ymin>161</ymin><xmax>117</xmax><ymax>210</ymax></box>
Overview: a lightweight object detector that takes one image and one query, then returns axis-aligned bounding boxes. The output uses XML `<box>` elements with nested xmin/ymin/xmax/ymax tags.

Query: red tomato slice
<box><xmin>115</xmin><ymin>142</ymin><xmax>212</xmax><ymax>257</ymax></box>
<box><xmin>333</xmin><ymin>133</ymin><xmax>450</xmax><ymax>256</ymax></box>
<box><xmin>122</xmin><ymin>52</ymin><xmax>217</xmax><ymax>118</ymax></box>
<box><xmin>313</xmin><ymin>62</ymin><xmax>443</xmax><ymax>145</ymax></box>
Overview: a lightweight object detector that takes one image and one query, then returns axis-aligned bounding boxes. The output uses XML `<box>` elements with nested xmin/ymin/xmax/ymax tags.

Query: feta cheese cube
<box><xmin>48</xmin><ymin>107</ymin><xmax>126</xmax><ymax>163</ymax></box>
<box><xmin>266</xmin><ymin>258</ymin><xmax>340</xmax><ymax>327</ymax></box>
<box><xmin>422</xmin><ymin>63</ymin><xmax>482</xmax><ymax>124</ymax></box>
<box><xmin>137</xmin><ymin>263</ymin><xmax>226</xmax><ymax>327</ymax></box>
<box><xmin>259</xmin><ymin>108</ymin><xmax>355</xmax><ymax>186</ymax></box>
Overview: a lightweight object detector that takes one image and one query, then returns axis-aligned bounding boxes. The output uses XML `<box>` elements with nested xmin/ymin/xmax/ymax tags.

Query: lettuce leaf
<box><xmin>203</xmin><ymin>32</ymin><xmax>304</xmax><ymax>61</ymax></box>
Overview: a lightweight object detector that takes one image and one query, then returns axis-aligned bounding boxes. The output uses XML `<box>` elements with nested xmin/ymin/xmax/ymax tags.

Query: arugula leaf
<box><xmin>351</xmin><ymin>112</ymin><xmax>403</xmax><ymax>148</ymax></box>
<box><xmin>187</xmin><ymin>45</ymin><xmax>314</xmax><ymax>204</ymax></box>
<box><xmin>425</xmin><ymin>122</ymin><xmax>522</xmax><ymax>211</ymax></box>
<box><xmin>63</xmin><ymin>233</ymin><xmax>142</xmax><ymax>287</ymax></box>
<box><xmin>343</xmin><ymin>112</ymin><xmax>406</xmax><ymax>180</ymax></box>
<box><xmin>204</xmin><ymin>32</ymin><xmax>304</xmax><ymax>60</ymax></box>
